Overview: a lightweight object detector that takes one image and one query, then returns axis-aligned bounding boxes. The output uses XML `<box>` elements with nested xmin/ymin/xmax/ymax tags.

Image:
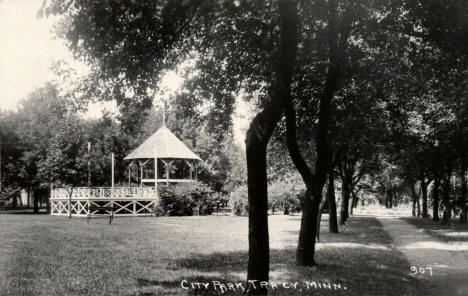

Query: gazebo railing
<box><xmin>50</xmin><ymin>187</ymin><xmax>159</xmax><ymax>217</ymax></box>
<box><xmin>51</xmin><ymin>187</ymin><xmax>158</xmax><ymax>200</ymax></box>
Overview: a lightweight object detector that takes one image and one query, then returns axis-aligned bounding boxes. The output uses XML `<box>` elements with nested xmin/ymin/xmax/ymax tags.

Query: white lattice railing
<box><xmin>51</xmin><ymin>187</ymin><xmax>158</xmax><ymax>200</ymax></box>
<box><xmin>50</xmin><ymin>187</ymin><xmax>159</xmax><ymax>216</ymax></box>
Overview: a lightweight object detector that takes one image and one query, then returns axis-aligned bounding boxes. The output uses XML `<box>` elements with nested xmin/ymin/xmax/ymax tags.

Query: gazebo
<box><xmin>50</xmin><ymin>125</ymin><xmax>201</xmax><ymax>218</ymax></box>
<box><xmin>124</xmin><ymin>125</ymin><xmax>202</xmax><ymax>186</ymax></box>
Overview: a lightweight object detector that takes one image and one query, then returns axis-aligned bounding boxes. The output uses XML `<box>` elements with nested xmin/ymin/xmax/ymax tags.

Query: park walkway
<box><xmin>376</xmin><ymin>216</ymin><xmax>468</xmax><ymax>296</ymax></box>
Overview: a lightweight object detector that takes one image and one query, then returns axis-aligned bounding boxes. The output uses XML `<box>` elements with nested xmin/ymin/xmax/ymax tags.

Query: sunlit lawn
<box><xmin>0</xmin><ymin>213</ymin><xmax>427</xmax><ymax>295</ymax></box>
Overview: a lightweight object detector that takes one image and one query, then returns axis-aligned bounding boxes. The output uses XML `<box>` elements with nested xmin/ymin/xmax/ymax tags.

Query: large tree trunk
<box><xmin>316</xmin><ymin>194</ymin><xmax>326</xmax><ymax>242</ymax></box>
<box><xmin>421</xmin><ymin>178</ymin><xmax>428</xmax><ymax>218</ymax></box>
<box><xmin>33</xmin><ymin>188</ymin><xmax>39</xmax><ymax>214</ymax></box>
<box><xmin>385</xmin><ymin>189</ymin><xmax>392</xmax><ymax>209</ymax></box>
<box><xmin>432</xmin><ymin>177</ymin><xmax>440</xmax><ymax>222</ymax></box>
<box><xmin>410</xmin><ymin>181</ymin><xmax>417</xmax><ymax>217</ymax></box>
<box><xmin>245</xmin><ymin>1</ymin><xmax>298</xmax><ymax>293</ymax></box>
<box><xmin>389</xmin><ymin>190</ymin><xmax>393</xmax><ymax>208</ymax></box>
<box><xmin>350</xmin><ymin>190</ymin><xmax>359</xmax><ymax>215</ymax></box>
<box><xmin>27</xmin><ymin>187</ymin><xmax>31</xmax><ymax>207</ymax></box>
<box><xmin>296</xmin><ymin>187</ymin><xmax>323</xmax><ymax>266</ymax></box>
<box><xmin>417</xmin><ymin>197</ymin><xmax>421</xmax><ymax>217</ymax></box>
<box><xmin>327</xmin><ymin>170</ymin><xmax>338</xmax><ymax>233</ymax></box>
<box><xmin>46</xmin><ymin>188</ymin><xmax>51</xmax><ymax>214</ymax></box>
<box><xmin>442</xmin><ymin>176</ymin><xmax>451</xmax><ymax>224</ymax></box>
<box><xmin>339</xmin><ymin>178</ymin><xmax>351</xmax><ymax>225</ymax></box>
<box><xmin>459</xmin><ymin>158</ymin><xmax>467</xmax><ymax>224</ymax></box>
<box><xmin>410</xmin><ymin>181</ymin><xmax>419</xmax><ymax>217</ymax></box>
<box><xmin>246</xmin><ymin>131</ymin><xmax>271</xmax><ymax>292</ymax></box>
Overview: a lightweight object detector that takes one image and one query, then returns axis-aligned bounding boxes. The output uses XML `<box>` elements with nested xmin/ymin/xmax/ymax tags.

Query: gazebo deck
<box><xmin>50</xmin><ymin>187</ymin><xmax>158</xmax><ymax>217</ymax></box>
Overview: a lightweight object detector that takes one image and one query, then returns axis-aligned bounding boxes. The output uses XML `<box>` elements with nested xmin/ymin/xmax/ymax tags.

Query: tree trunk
<box><xmin>417</xmin><ymin>196</ymin><xmax>421</xmax><ymax>217</ymax></box>
<box><xmin>316</xmin><ymin>196</ymin><xmax>325</xmax><ymax>242</ymax></box>
<box><xmin>33</xmin><ymin>189</ymin><xmax>39</xmax><ymax>214</ymax></box>
<box><xmin>340</xmin><ymin>179</ymin><xmax>350</xmax><ymax>225</ymax></box>
<box><xmin>421</xmin><ymin>178</ymin><xmax>428</xmax><ymax>218</ymax></box>
<box><xmin>350</xmin><ymin>191</ymin><xmax>359</xmax><ymax>216</ymax></box>
<box><xmin>433</xmin><ymin>177</ymin><xmax>440</xmax><ymax>222</ymax></box>
<box><xmin>27</xmin><ymin>187</ymin><xmax>31</xmax><ymax>207</ymax></box>
<box><xmin>46</xmin><ymin>188</ymin><xmax>51</xmax><ymax>214</ymax></box>
<box><xmin>389</xmin><ymin>190</ymin><xmax>393</xmax><ymax>208</ymax></box>
<box><xmin>442</xmin><ymin>176</ymin><xmax>451</xmax><ymax>224</ymax></box>
<box><xmin>410</xmin><ymin>182</ymin><xmax>416</xmax><ymax>217</ymax></box>
<box><xmin>352</xmin><ymin>193</ymin><xmax>359</xmax><ymax>208</ymax></box>
<box><xmin>327</xmin><ymin>171</ymin><xmax>338</xmax><ymax>233</ymax></box>
<box><xmin>296</xmin><ymin>187</ymin><xmax>323</xmax><ymax>266</ymax></box>
<box><xmin>245</xmin><ymin>0</ymin><xmax>298</xmax><ymax>292</ymax></box>
<box><xmin>245</xmin><ymin>114</ymin><xmax>276</xmax><ymax>294</ymax></box>
<box><xmin>459</xmin><ymin>159</ymin><xmax>467</xmax><ymax>224</ymax></box>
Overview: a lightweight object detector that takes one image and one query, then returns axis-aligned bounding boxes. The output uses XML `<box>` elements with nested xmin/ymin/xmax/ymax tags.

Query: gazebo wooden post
<box><xmin>111</xmin><ymin>152</ymin><xmax>115</xmax><ymax>189</ymax></box>
<box><xmin>166</xmin><ymin>160</ymin><xmax>173</xmax><ymax>185</ymax></box>
<box><xmin>161</xmin><ymin>160</ymin><xmax>169</xmax><ymax>185</ymax></box>
<box><xmin>185</xmin><ymin>160</ymin><xmax>193</xmax><ymax>180</ymax></box>
<box><xmin>138</xmin><ymin>160</ymin><xmax>143</xmax><ymax>187</ymax></box>
<box><xmin>68</xmin><ymin>187</ymin><xmax>73</xmax><ymax>219</ymax></box>
<box><xmin>154</xmin><ymin>148</ymin><xmax>158</xmax><ymax>190</ymax></box>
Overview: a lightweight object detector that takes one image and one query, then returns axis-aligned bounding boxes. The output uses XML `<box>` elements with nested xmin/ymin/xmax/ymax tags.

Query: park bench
<box><xmin>87</xmin><ymin>205</ymin><xmax>116</xmax><ymax>224</ymax></box>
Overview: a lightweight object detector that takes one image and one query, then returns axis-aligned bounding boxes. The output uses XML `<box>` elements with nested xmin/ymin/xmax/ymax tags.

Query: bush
<box><xmin>230</xmin><ymin>185</ymin><xmax>248</xmax><ymax>216</ymax></box>
<box><xmin>230</xmin><ymin>183</ymin><xmax>302</xmax><ymax>216</ymax></box>
<box><xmin>269</xmin><ymin>182</ymin><xmax>302</xmax><ymax>215</ymax></box>
<box><xmin>158</xmin><ymin>182</ymin><xmax>215</xmax><ymax>216</ymax></box>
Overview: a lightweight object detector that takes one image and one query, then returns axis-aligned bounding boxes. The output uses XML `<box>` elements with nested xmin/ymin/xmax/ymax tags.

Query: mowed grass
<box><xmin>0</xmin><ymin>213</ymin><xmax>424</xmax><ymax>296</ymax></box>
<box><xmin>402</xmin><ymin>216</ymin><xmax>468</xmax><ymax>243</ymax></box>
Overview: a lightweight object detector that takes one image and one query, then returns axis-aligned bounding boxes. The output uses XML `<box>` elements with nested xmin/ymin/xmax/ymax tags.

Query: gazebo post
<box><xmin>111</xmin><ymin>152</ymin><xmax>115</xmax><ymax>189</ymax></box>
<box><xmin>185</xmin><ymin>159</ymin><xmax>193</xmax><ymax>180</ymax></box>
<box><xmin>138</xmin><ymin>160</ymin><xmax>143</xmax><ymax>187</ymax></box>
<box><xmin>154</xmin><ymin>148</ymin><xmax>158</xmax><ymax>190</ymax></box>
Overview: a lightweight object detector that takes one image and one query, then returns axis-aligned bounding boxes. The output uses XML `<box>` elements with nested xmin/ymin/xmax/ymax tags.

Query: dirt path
<box><xmin>376</xmin><ymin>216</ymin><xmax>468</xmax><ymax>296</ymax></box>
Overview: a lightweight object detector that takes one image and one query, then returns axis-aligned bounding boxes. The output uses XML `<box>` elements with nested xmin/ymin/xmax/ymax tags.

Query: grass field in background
<box><xmin>0</xmin><ymin>213</ymin><xmax>426</xmax><ymax>295</ymax></box>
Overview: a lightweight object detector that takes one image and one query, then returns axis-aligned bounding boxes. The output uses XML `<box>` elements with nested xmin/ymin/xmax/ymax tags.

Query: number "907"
<box><xmin>410</xmin><ymin>266</ymin><xmax>432</xmax><ymax>276</ymax></box>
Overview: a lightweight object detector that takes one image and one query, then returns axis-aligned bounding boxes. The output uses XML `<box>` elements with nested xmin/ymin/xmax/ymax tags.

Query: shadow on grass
<box><xmin>0</xmin><ymin>210</ymin><xmax>49</xmax><ymax>215</ymax></box>
<box><xmin>134</xmin><ymin>216</ymin><xmax>425</xmax><ymax>296</ymax></box>
<box><xmin>402</xmin><ymin>217</ymin><xmax>468</xmax><ymax>243</ymax></box>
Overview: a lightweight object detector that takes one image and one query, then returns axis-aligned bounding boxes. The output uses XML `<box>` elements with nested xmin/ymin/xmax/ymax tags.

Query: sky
<box><xmin>0</xmin><ymin>0</ymin><xmax>252</xmax><ymax>146</ymax></box>
<box><xmin>0</xmin><ymin>0</ymin><xmax>73</xmax><ymax>110</ymax></box>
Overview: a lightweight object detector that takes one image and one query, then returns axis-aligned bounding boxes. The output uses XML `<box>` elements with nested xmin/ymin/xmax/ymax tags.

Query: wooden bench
<box><xmin>87</xmin><ymin>205</ymin><xmax>116</xmax><ymax>224</ymax></box>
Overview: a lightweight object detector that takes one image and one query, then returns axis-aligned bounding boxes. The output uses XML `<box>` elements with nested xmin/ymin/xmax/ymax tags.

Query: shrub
<box><xmin>230</xmin><ymin>183</ymin><xmax>302</xmax><ymax>216</ymax></box>
<box><xmin>158</xmin><ymin>182</ymin><xmax>215</xmax><ymax>216</ymax></box>
<box><xmin>269</xmin><ymin>182</ymin><xmax>302</xmax><ymax>215</ymax></box>
<box><xmin>230</xmin><ymin>185</ymin><xmax>248</xmax><ymax>216</ymax></box>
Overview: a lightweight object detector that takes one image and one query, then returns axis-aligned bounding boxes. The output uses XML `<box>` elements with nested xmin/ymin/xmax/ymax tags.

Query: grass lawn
<box><xmin>402</xmin><ymin>216</ymin><xmax>468</xmax><ymax>243</ymax></box>
<box><xmin>0</xmin><ymin>213</ymin><xmax>426</xmax><ymax>295</ymax></box>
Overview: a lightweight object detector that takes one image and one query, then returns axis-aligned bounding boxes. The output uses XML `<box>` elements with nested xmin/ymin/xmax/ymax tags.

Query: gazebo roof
<box><xmin>124</xmin><ymin>125</ymin><xmax>201</xmax><ymax>161</ymax></box>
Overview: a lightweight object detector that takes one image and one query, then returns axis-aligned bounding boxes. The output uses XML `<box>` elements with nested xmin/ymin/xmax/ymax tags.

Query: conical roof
<box><xmin>124</xmin><ymin>125</ymin><xmax>201</xmax><ymax>160</ymax></box>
